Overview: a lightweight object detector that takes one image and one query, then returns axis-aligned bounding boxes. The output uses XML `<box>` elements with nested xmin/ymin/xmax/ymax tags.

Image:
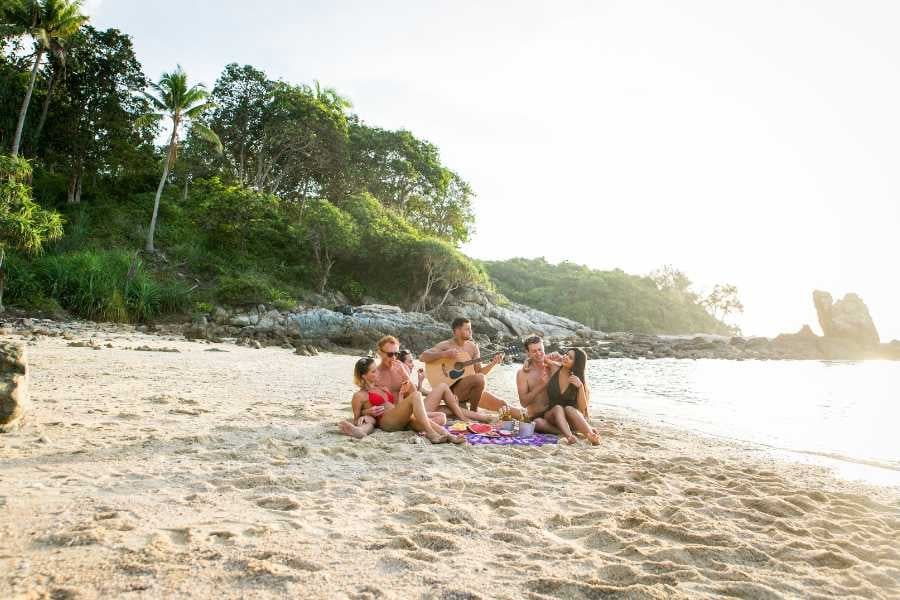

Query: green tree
<box><xmin>299</xmin><ymin>199</ymin><xmax>358</xmax><ymax>293</ymax></box>
<box><xmin>8</xmin><ymin>0</ymin><xmax>88</xmax><ymax>157</ymax></box>
<box><xmin>412</xmin><ymin>237</ymin><xmax>480</xmax><ymax>312</ymax></box>
<box><xmin>0</xmin><ymin>154</ymin><xmax>63</xmax><ymax>309</ymax></box>
<box><xmin>140</xmin><ymin>66</ymin><xmax>221</xmax><ymax>253</ymax></box>
<box><xmin>702</xmin><ymin>283</ymin><xmax>744</xmax><ymax>324</ymax></box>
<box><xmin>348</xmin><ymin>123</ymin><xmax>474</xmax><ymax>244</ymax></box>
<box><xmin>38</xmin><ymin>26</ymin><xmax>152</xmax><ymax>203</ymax></box>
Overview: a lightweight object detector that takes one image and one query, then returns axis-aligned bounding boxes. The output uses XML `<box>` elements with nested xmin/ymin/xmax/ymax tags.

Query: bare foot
<box><xmin>425</xmin><ymin>430</ymin><xmax>449</xmax><ymax>444</ymax></box>
<box><xmin>587</xmin><ymin>430</ymin><xmax>601</xmax><ymax>445</ymax></box>
<box><xmin>565</xmin><ymin>435</ymin><xmax>577</xmax><ymax>445</ymax></box>
<box><xmin>448</xmin><ymin>434</ymin><xmax>467</xmax><ymax>444</ymax></box>
<box><xmin>338</xmin><ymin>420</ymin><xmax>367</xmax><ymax>440</ymax></box>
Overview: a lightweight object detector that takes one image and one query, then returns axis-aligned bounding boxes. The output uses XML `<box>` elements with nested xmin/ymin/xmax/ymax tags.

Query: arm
<box><xmin>517</xmin><ymin>369</ymin><xmax>549</xmax><ymax>408</ymax></box>
<box><xmin>351</xmin><ymin>391</ymin><xmax>365</xmax><ymax>421</ymax></box>
<box><xmin>577</xmin><ymin>385</ymin><xmax>589</xmax><ymax>417</ymax></box>
<box><xmin>420</xmin><ymin>341</ymin><xmax>456</xmax><ymax>363</ymax></box>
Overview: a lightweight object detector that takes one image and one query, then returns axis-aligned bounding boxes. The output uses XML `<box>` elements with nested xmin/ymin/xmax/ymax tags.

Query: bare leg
<box><xmin>478</xmin><ymin>391</ymin><xmax>522</xmax><ymax>418</ymax></box>
<box><xmin>338</xmin><ymin>415</ymin><xmax>375</xmax><ymax>439</ymax></box>
<box><xmin>428</xmin><ymin>412</ymin><xmax>447</xmax><ymax>426</ymax></box>
<box><xmin>549</xmin><ymin>405</ymin><xmax>576</xmax><ymax>444</ymax></box>
<box><xmin>380</xmin><ymin>391</ymin><xmax>462</xmax><ymax>444</ymax></box>
<box><xmin>451</xmin><ymin>374</ymin><xmax>485</xmax><ymax>411</ymax></box>
<box><xmin>427</xmin><ymin>383</ymin><xmax>471</xmax><ymax>422</ymax></box>
<box><xmin>533</xmin><ymin>417</ymin><xmax>561</xmax><ymax>435</ymax></box>
<box><xmin>564</xmin><ymin>406</ymin><xmax>600</xmax><ymax>444</ymax></box>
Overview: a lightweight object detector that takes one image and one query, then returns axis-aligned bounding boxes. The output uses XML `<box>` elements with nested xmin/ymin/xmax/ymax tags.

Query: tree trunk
<box><xmin>181</xmin><ymin>174</ymin><xmax>189</xmax><ymax>201</ymax></box>
<box><xmin>11</xmin><ymin>47</ymin><xmax>45</xmax><ymax>157</ymax></box>
<box><xmin>32</xmin><ymin>68</ymin><xmax>57</xmax><ymax>151</ymax></box>
<box><xmin>0</xmin><ymin>248</ymin><xmax>6</xmax><ymax>313</ymax></box>
<box><xmin>74</xmin><ymin>173</ymin><xmax>83</xmax><ymax>203</ymax></box>
<box><xmin>432</xmin><ymin>282</ymin><xmax>460</xmax><ymax>313</ymax></box>
<box><xmin>146</xmin><ymin>122</ymin><xmax>179</xmax><ymax>253</ymax></box>
<box><xmin>67</xmin><ymin>173</ymin><xmax>77</xmax><ymax>203</ymax></box>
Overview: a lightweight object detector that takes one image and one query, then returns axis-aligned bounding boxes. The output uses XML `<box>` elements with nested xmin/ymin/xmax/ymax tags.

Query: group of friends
<box><xmin>337</xmin><ymin>317</ymin><xmax>601</xmax><ymax>445</ymax></box>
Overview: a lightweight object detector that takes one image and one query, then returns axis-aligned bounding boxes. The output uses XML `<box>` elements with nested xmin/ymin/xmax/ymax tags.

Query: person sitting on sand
<box><xmin>338</xmin><ymin>337</ymin><xmax>465</xmax><ymax>443</ymax></box>
<box><xmin>545</xmin><ymin>347</ymin><xmax>600</xmax><ymax>445</ymax></box>
<box><xmin>420</xmin><ymin>317</ymin><xmax>520</xmax><ymax>418</ymax></box>
<box><xmin>399</xmin><ymin>349</ymin><xmax>493</xmax><ymax>423</ymax></box>
<box><xmin>516</xmin><ymin>335</ymin><xmax>567</xmax><ymax>438</ymax></box>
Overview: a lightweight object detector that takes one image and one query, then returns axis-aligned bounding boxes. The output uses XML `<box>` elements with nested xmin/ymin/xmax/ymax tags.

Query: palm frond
<box><xmin>190</xmin><ymin>122</ymin><xmax>223</xmax><ymax>155</ymax></box>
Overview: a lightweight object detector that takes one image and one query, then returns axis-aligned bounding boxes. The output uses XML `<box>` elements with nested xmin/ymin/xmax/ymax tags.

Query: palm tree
<box><xmin>140</xmin><ymin>65</ymin><xmax>221</xmax><ymax>253</ymax></box>
<box><xmin>9</xmin><ymin>0</ymin><xmax>88</xmax><ymax>157</ymax></box>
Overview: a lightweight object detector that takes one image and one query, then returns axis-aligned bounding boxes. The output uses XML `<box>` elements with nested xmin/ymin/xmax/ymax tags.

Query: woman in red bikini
<box><xmin>338</xmin><ymin>357</ymin><xmax>464</xmax><ymax>443</ymax></box>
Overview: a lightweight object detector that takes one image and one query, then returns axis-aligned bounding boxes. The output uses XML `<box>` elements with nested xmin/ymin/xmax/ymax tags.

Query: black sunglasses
<box><xmin>381</xmin><ymin>351</ymin><xmax>400</xmax><ymax>357</ymax></box>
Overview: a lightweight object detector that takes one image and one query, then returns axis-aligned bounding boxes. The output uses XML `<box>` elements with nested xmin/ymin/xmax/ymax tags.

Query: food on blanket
<box><xmin>467</xmin><ymin>423</ymin><xmax>493</xmax><ymax>434</ymax></box>
<box><xmin>497</xmin><ymin>430</ymin><xmax>514</xmax><ymax>436</ymax></box>
<box><xmin>449</xmin><ymin>421</ymin><xmax>469</xmax><ymax>432</ymax></box>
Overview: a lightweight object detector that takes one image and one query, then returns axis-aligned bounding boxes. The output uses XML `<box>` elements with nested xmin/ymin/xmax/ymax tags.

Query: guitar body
<box><xmin>425</xmin><ymin>352</ymin><xmax>477</xmax><ymax>389</ymax></box>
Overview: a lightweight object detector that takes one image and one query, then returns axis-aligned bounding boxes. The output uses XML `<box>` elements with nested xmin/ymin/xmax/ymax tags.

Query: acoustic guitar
<box><xmin>425</xmin><ymin>347</ymin><xmax>515</xmax><ymax>388</ymax></box>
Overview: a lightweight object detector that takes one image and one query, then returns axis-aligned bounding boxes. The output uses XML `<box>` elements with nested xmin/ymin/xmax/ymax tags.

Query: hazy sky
<box><xmin>85</xmin><ymin>1</ymin><xmax>900</xmax><ymax>340</ymax></box>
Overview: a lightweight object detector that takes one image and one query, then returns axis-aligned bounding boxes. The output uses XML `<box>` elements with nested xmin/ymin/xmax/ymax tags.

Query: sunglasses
<box><xmin>381</xmin><ymin>351</ymin><xmax>400</xmax><ymax>357</ymax></box>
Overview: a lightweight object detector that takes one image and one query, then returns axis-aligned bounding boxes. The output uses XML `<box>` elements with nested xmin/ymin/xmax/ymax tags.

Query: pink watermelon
<box><xmin>467</xmin><ymin>423</ymin><xmax>493</xmax><ymax>434</ymax></box>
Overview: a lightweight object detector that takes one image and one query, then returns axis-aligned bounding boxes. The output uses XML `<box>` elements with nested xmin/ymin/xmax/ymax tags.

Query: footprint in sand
<box><xmin>256</xmin><ymin>495</ymin><xmax>300</xmax><ymax>511</ymax></box>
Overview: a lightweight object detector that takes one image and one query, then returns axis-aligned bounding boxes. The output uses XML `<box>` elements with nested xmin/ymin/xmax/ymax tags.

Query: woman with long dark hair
<box><xmin>543</xmin><ymin>348</ymin><xmax>600</xmax><ymax>445</ymax></box>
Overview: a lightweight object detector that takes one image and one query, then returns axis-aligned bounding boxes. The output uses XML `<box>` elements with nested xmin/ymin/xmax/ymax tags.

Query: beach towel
<box><xmin>443</xmin><ymin>425</ymin><xmax>558</xmax><ymax>446</ymax></box>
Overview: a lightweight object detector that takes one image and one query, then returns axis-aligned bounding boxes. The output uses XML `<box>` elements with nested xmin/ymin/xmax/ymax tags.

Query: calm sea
<box><xmin>585</xmin><ymin>358</ymin><xmax>900</xmax><ymax>488</ymax></box>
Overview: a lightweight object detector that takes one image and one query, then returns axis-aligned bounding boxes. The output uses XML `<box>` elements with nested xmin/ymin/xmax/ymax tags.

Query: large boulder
<box><xmin>0</xmin><ymin>341</ymin><xmax>29</xmax><ymax>433</ymax></box>
<box><xmin>813</xmin><ymin>290</ymin><xmax>880</xmax><ymax>347</ymax></box>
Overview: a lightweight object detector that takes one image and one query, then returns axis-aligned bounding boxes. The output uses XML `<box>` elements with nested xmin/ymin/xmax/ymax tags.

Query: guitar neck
<box><xmin>457</xmin><ymin>354</ymin><xmax>497</xmax><ymax>368</ymax></box>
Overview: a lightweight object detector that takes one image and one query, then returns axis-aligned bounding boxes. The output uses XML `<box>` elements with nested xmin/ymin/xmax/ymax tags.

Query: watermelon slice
<box><xmin>467</xmin><ymin>423</ymin><xmax>493</xmax><ymax>434</ymax></box>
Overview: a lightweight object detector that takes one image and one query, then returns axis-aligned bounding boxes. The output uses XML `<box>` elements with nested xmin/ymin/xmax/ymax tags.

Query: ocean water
<box><xmin>585</xmin><ymin>358</ymin><xmax>900</xmax><ymax>488</ymax></box>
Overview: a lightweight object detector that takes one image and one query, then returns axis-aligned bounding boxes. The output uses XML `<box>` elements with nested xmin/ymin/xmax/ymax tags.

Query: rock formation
<box><xmin>0</xmin><ymin>341</ymin><xmax>29</xmax><ymax>433</ymax></box>
<box><xmin>813</xmin><ymin>290</ymin><xmax>880</xmax><ymax>347</ymax></box>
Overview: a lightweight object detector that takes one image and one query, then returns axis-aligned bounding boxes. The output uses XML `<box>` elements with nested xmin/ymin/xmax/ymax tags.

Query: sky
<box><xmin>85</xmin><ymin>1</ymin><xmax>900</xmax><ymax>340</ymax></box>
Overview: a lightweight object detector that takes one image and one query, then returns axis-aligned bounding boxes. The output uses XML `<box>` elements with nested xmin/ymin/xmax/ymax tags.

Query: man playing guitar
<box><xmin>419</xmin><ymin>317</ymin><xmax>516</xmax><ymax>416</ymax></box>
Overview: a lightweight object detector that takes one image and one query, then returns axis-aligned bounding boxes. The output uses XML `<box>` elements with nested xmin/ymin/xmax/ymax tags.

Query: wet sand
<box><xmin>1</xmin><ymin>328</ymin><xmax>899</xmax><ymax>599</ymax></box>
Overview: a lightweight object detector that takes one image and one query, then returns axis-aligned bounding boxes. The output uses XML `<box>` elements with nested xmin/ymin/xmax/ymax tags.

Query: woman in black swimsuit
<box><xmin>544</xmin><ymin>348</ymin><xmax>600</xmax><ymax>445</ymax></box>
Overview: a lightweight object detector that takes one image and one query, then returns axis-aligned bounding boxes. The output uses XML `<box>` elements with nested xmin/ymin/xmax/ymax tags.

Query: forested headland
<box><xmin>0</xmin><ymin>1</ymin><xmax>741</xmax><ymax>335</ymax></box>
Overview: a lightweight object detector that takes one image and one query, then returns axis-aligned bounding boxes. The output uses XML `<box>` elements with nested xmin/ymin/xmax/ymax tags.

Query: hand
<box><xmin>547</xmin><ymin>352</ymin><xmax>562</xmax><ymax>362</ymax></box>
<box><xmin>490</xmin><ymin>352</ymin><xmax>504</xmax><ymax>366</ymax></box>
<box><xmin>568</xmin><ymin>375</ymin><xmax>583</xmax><ymax>389</ymax></box>
<box><xmin>400</xmin><ymin>380</ymin><xmax>413</xmax><ymax>395</ymax></box>
<box><xmin>444</xmin><ymin>349</ymin><xmax>460</xmax><ymax>360</ymax></box>
<box><xmin>417</xmin><ymin>368</ymin><xmax>426</xmax><ymax>386</ymax></box>
<box><xmin>363</xmin><ymin>405</ymin><xmax>385</xmax><ymax>417</ymax></box>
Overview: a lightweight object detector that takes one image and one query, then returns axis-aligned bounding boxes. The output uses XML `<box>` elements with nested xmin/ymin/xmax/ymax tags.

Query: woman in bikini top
<box><xmin>367</xmin><ymin>388</ymin><xmax>395</xmax><ymax>423</ymax></box>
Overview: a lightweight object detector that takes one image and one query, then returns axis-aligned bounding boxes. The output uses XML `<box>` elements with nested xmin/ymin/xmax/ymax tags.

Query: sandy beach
<box><xmin>2</xmin><ymin>326</ymin><xmax>899</xmax><ymax>599</ymax></box>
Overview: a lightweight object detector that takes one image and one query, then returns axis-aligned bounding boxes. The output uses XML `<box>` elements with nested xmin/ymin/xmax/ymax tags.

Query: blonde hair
<box><xmin>354</xmin><ymin>357</ymin><xmax>375</xmax><ymax>388</ymax></box>
<box><xmin>377</xmin><ymin>335</ymin><xmax>399</xmax><ymax>350</ymax></box>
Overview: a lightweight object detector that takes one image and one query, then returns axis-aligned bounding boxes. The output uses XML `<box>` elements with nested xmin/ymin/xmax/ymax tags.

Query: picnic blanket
<box><xmin>443</xmin><ymin>425</ymin><xmax>558</xmax><ymax>446</ymax></box>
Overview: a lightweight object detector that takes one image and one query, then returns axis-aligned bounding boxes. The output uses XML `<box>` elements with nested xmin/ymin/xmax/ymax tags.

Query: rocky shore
<box><xmin>3</xmin><ymin>288</ymin><xmax>897</xmax><ymax>362</ymax></box>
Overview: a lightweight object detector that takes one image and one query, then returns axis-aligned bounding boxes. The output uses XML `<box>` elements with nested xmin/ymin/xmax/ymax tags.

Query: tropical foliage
<box><xmin>0</xmin><ymin>13</ymin><xmax>738</xmax><ymax>334</ymax></box>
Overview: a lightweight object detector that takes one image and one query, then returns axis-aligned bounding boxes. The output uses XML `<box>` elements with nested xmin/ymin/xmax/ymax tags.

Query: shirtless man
<box><xmin>515</xmin><ymin>334</ymin><xmax>565</xmax><ymax>435</ymax></box>
<box><xmin>420</xmin><ymin>317</ymin><xmax>514</xmax><ymax>416</ymax></box>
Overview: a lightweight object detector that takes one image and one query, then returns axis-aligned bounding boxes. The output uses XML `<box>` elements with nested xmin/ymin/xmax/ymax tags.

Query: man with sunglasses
<box><xmin>370</xmin><ymin>336</ymin><xmax>415</xmax><ymax>419</ymax></box>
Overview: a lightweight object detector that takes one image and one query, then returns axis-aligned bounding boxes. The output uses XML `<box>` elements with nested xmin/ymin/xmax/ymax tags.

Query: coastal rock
<box><xmin>813</xmin><ymin>291</ymin><xmax>880</xmax><ymax>347</ymax></box>
<box><xmin>0</xmin><ymin>341</ymin><xmax>29</xmax><ymax>433</ymax></box>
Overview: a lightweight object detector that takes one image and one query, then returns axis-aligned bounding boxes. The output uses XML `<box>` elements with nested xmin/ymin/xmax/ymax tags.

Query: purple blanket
<box><xmin>443</xmin><ymin>425</ymin><xmax>558</xmax><ymax>446</ymax></box>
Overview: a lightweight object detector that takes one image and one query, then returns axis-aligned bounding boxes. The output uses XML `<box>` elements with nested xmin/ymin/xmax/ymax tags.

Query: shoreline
<box><xmin>2</xmin><ymin>329</ymin><xmax>899</xmax><ymax>598</ymax></box>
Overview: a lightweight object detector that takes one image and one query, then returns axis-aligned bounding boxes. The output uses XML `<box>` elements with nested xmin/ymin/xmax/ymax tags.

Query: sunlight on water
<box><xmin>586</xmin><ymin>359</ymin><xmax>900</xmax><ymax>487</ymax></box>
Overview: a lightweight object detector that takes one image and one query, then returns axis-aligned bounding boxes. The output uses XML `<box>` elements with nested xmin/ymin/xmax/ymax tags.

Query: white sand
<box><xmin>1</xmin><ymin>328</ymin><xmax>899</xmax><ymax>599</ymax></box>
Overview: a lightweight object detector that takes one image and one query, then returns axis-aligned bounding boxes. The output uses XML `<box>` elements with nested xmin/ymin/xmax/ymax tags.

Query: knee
<box><xmin>549</xmin><ymin>405</ymin><xmax>564</xmax><ymax>417</ymax></box>
<box><xmin>564</xmin><ymin>405</ymin><xmax>579</xmax><ymax>417</ymax></box>
<box><xmin>472</xmin><ymin>373</ymin><xmax>486</xmax><ymax>389</ymax></box>
<box><xmin>431</xmin><ymin>413</ymin><xmax>447</xmax><ymax>425</ymax></box>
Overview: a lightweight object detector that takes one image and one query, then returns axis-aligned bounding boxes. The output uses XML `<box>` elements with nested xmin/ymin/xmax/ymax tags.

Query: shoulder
<box><xmin>353</xmin><ymin>390</ymin><xmax>368</xmax><ymax>402</ymax></box>
<box><xmin>466</xmin><ymin>341</ymin><xmax>480</xmax><ymax>355</ymax></box>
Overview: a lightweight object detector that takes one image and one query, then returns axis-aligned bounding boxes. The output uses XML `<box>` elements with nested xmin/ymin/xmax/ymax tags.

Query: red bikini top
<box><xmin>368</xmin><ymin>389</ymin><xmax>395</xmax><ymax>407</ymax></box>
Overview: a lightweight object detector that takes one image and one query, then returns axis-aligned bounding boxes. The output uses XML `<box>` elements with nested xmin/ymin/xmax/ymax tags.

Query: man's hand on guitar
<box><xmin>443</xmin><ymin>349</ymin><xmax>460</xmax><ymax>360</ymax></box>
<box><xmin>490</xmin><ymin>352</ymin><xmax>505</xmax><ymax>367</ymax></box>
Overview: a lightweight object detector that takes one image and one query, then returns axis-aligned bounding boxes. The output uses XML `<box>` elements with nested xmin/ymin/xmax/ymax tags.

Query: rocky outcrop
<box><xmin>0</xmin><ymin>341</ymin><xmax>29</xmax><ymax>433</ymax></box>
<box><xmin>813</xmin><ymin>291</ymin><xmax>880</xmax><ymax>347</ymax></box>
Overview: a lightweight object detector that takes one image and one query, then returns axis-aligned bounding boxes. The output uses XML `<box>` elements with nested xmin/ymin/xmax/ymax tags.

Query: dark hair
<box><xmin>451</xmin><ymin>317</ymin><xmax>470</xmax><ymax>331</ymax></box>
<box><xmin>397</xmin><ymin>349</ymin><xmax>412</xmax><ymax>363</ymax></box>
<box><xmin>354</xmin><ymin>356</ymin><xmax>375</xmax><ymax>388</ymax></box>
<box><xmin>564</xmin><ymin>347</ymin><xmax>588</xmax><ymax>386</ymax></box>
<box><xmin>523</xmin><ymin>334</ymin><xmax>542</xmax><ymax>351</ymax></box>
